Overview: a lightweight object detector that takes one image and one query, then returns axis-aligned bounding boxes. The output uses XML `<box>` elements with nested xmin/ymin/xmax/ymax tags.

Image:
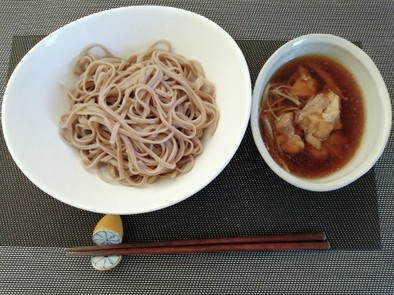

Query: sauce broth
<box><xmin>259</xmin><ymin>55</ymin><xmax>364</xmax><ymax>178</ymax></box>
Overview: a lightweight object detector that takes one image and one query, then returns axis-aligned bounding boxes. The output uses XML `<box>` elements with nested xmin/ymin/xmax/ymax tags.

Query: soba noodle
<box><xmin>59</xmin><ymin>40</ymin><xmax>218</xmax><ymax>186</ymax></box>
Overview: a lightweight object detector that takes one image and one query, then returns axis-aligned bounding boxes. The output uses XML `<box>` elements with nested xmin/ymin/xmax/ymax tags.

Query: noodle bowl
<box><xmin>59</xmin><ymin>40</ymin><xmax>218</xmax><ymax>186</ymax></box>
<box><xmin>3</xmin><ymin>6</ymin><xmax>251</xmax><ymax>213</ymax></box>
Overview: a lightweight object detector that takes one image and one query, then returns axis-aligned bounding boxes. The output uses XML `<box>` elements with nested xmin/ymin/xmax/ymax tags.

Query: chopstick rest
<box><xmin>90</xmin><ymin>214</ymin><xmax>124</xmax><ymax>271</ymax></box>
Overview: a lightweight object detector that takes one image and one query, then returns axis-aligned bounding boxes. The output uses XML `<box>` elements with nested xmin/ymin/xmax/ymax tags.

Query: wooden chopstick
<box><xmin>68</xmin><ymin>232</ymin><xmax>327</xmax><ymax>251</ymax></box>
<box><xmin>66</xmin><ymin>241</ymin><xmax>330</xmax><ymax>256</ymax></box>
<box><xmin>65</xmin><ymin>232</ymin><xmax>330</xmax><ymax>256</ymax></box>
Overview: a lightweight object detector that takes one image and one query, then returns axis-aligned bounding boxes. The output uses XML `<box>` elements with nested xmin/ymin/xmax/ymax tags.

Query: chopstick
<box><xmin>65</xmin><ymin>232</ymin><xmax>330</xmax><ymax>256</ymax></box>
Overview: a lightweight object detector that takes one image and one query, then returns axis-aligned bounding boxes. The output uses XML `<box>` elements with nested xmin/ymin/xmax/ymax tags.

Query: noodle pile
<box><xmin>59</xmin><ymin>40</ymin><xmax>218</xmax><ymax>186</ymax></box>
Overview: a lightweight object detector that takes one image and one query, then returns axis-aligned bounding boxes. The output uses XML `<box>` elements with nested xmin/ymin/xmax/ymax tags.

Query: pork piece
<box><xmin>306</xmin><ymin>132</ymin><xmax>347</xmax><ymax>160</ymax></box>
<box><xmin>297</xmin><ymin>91</ymin><xmax>341</xmax><ymax>149</ymax></box>
<box><xmin>324</xmin><ymin>132</ymin><xmax>347</xmax><ymax>159</ymax></box>
<box><xmin>323</xmin><ymin>91</ymin><xmax>342</xmax><ymax>130</ymax></box>
<box><xmin>275</xmin><ymin>112</ymin><xmax>305</xmax><ymax>154</ymax></box>
<box><xmin>288</xmin><ymin>66</ymin><xmax>317</xmax><ymax>98</ymax></box>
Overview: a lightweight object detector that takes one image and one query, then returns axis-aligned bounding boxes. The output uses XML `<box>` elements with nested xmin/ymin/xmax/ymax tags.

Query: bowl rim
<box><xmin>1</xmin><ymin>5</ymin><xmax>252</xmax><ymax>214</ymax></box>
<box><xmin>251</xmin><ymin>33</ymin><xmax>392</xmax><ymax>191</ymax></box>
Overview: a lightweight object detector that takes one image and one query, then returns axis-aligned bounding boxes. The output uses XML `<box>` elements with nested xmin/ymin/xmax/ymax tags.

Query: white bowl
<box><xmin>2</xmin><ymin>6</ymin><xmax>251</xmax><ymax>214</ymax></box>
<box><xmin>251</xmin><ymin>34</ymin><xmax>391</xmax><ymax>191</ymax></box>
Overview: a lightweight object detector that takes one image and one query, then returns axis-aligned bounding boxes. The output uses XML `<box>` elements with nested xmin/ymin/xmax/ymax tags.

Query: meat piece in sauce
<box><xmin>297</xmin><ymin>91</ymin><xmax>342</xmax><ymax>149</ymax></box>
<box><xmin>306</xmin><ymin>132</ymin><xmax>347</xmax><ymax>160</ymax></box>
<box><xmin>288</xmin><ymin>66</ymin><xmax>317</xmax><ymax>98</ymax></box>
<box><xmin>275</xmin><ymin>112</ymin><xmax>305</xmax><ymax>154</ymax></box>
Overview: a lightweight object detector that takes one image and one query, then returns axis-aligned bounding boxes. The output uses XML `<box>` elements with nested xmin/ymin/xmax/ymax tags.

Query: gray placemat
<box><xmin>0</xmin><ymin>35</ymin><xmax>380</xmax><ymax>250</ymax></box>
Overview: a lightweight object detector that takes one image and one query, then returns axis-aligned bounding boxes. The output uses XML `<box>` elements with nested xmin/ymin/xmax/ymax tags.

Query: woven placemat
<box><xmin>0</xmin><ymin>35</ymin><xmax>380</xmax><ymax>250</ymax></box>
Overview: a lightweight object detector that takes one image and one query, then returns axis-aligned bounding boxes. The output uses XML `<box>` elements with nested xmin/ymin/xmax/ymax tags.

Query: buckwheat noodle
<box><xmin>59</xmin><ymin>40</ymin><xmax>218</xmax><ymax>186</ymax></box>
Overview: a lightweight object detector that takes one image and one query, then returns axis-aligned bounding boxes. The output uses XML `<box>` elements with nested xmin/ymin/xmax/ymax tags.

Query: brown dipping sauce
<box><xmin>259</xmin><ymin>55</ymin><xmax>364</xmax><ymax>178</ymax></box>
